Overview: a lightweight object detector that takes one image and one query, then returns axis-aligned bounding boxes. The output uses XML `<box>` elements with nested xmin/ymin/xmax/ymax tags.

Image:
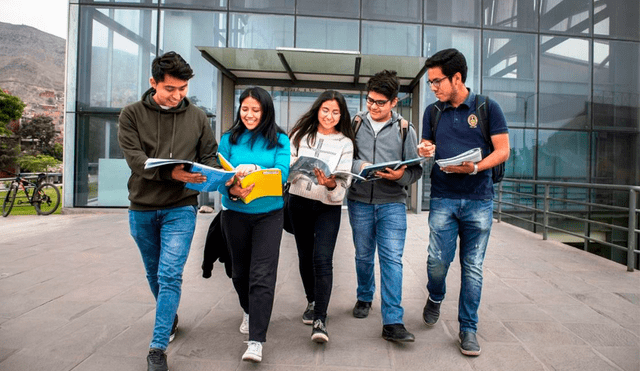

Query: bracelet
<box><xmin>470</xmin><ymin>163</ymin><xmax>478</xmax><ymax>175</ymax></box>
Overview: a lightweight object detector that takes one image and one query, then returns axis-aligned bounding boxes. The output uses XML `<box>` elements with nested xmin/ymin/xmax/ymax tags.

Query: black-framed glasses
<box><xmin>366</xmin><ymin>96</ymin><xmax>390</xmax><ymax>106</ymax></box>
<box><xmin>427</xmin><ymin>76</ymin><xmax>451</xmax><ymax>88</ymax></box>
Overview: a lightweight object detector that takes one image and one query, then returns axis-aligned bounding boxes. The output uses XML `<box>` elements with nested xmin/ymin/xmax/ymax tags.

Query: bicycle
<box><xmin>2</xmin><ymin>172</ymin><xmax>61</xmax><ymax>217</ymax></box>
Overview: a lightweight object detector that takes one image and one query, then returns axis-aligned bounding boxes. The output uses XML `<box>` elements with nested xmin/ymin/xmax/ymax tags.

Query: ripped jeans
<box><xmin>426</xmin><ymin>198</ymin><xmax>493</xmax><ymax>333</ymax></box>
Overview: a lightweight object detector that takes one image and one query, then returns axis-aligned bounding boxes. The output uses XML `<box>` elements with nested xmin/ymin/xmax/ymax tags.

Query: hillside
<box><xmin>0</xmin><ymin>21</ymin><xmax>65</xmax><ymax>134</ymax></box>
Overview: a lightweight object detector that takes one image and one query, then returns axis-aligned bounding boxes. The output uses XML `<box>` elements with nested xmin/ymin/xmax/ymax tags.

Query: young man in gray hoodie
<box><xmin>347</xmin><ymin>70</ymin><xmax>423</xmax><ymax>342</ymax></box>
<box><xmin>118</xmin><ymin>51</ymin><xmax>219</xmax><ymax>371</ymax></box>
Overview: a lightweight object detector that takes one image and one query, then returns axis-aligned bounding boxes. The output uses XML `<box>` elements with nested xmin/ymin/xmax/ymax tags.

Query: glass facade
<box><xmin>67</xmin><ymin>0</ymin><xmax>640</xmax><ymax>208</ymax></box>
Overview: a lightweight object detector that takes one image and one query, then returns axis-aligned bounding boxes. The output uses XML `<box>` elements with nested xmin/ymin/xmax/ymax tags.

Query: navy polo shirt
<box><xmin>422</xmin><ymin>90</ymin><xmax>508</xmax><ymax>200</ymax></box>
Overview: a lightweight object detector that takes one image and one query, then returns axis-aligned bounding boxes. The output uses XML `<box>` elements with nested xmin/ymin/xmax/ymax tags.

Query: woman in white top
<box><xmin>287</xmin><ymin>90</ymin><xmax>356</xmax><ymax>343</ymax></box>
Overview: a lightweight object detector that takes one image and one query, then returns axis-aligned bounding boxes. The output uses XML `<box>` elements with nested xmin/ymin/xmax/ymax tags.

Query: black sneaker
<box><xmin>311</xmin><ymin>319</ymin><xmax>328</xmax><ymax>343</ymax></box>
<box><xmin>382</xmin><ymin>324</ymin><xmax>415</xmax><ymax>342</ymax></box>
<box><xmin>302</xmin><ymin>301</ymin><xmax>315</xmax><ymax>325</ymax></box>
<box><xmin>459</xmin><ymin>331</ymin><xmax>481</xmax><ymax>356</ymax></box>
<box><xmin>169</xmin><ymin>314</ymin><xmax>178</xmax><ymax>343</ymax></box>
<box><xmin>147</xmin><ymin>348</ymin><xmax>168</xmax><ymax>371</ymax></box>
<box><xmin>422</xmin><ymin>297</ymin><xmax>441</xmax><ymax>326</ymax></box>
<box><xmin>352</xmin><ymin>300</ymin><xmax>371</xmax><ymax>318</ymax></box>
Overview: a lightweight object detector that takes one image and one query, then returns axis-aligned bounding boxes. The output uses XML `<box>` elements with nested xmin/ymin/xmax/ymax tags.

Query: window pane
<box><xmin>77</xmin><ymin>7</ymin><xmax>157</xmax><ymax>109</ymax></box>
<box><xmin>539</xmin><ymin>36</ymin><xmax>590</xmax><ymax>129</ymax></box>
<box><xmin>506</xmin><ymin>128</ymin><xmax>535</xmax><ymax>178</ymax></box>
<box><xmin>593</xmin><ymin>40</ymin><xmax>640</xmax><ymax>131</ymax></box>
<box><xmin>537</xmin><ymin>130</ymin><xmax>589</xmax><ymax>182</ymax></box>
<box><xmin>483</xmin><ymin>0</ymin><xmax>538</xmax><ymax>31</ymax></box>
<box><xmin>362</xmin><ymin>21</ymin><xmax>421</xmax><ymax>56</ymax></box>
<box><xmin>594</xmin><ymin>0</ymin><xmax>640</xmax><ymax>41</ymax></box>
<box><xmin>592</xmin><ymin>131</ymin><xmax>639</xmax><ymax>186</ymax></box>
<box><xmin>229</xmin><ymin>0</ymin><xmax>294</xmax><ymax>14</ymax></box>
<box><xmin>297</xmin><ymin>0</ymin><xmax>359</xmax><ymax>18</ymax></box>
<box><xmin>74</xmin><ymin>114</ymin><xmax>128</xmax><ymax>207</ymax></box>
<box><xmin>540</xmin><ymin>0</ymin><xmax>590</xmax><ymax>35</ymax></box>
<box><xmin>296</xmin><ymin>17</ymin><xmax>359</xmax><ymax>51</ymax></box>
<box><xmin>160</xmin><ymin>10</ymin><xmax>226</xmax><ymax>114</ymax></box>
<box><xmin>425</xmin><ymin>0</ymin><xmax>481</xmax><ymax>27</ymax></box>
<box><xmin>160</xmin><ymin>0</ymin><xmax>225</xmax><ymax>9</ymax></box>
<box><xmin>424</xmin><ymin>26</ymin><xmax>480</xmax><ymax>93</ymax></box>
<box><xmin>483</xmin><ymin>31</ymin><xmax>537</xmax><ymax>128</ymax></box>
<box><xmin>80</xmin><ymin>0</ymin><xmax>157</xmax><ymax>3</ymax></box>
<box><xmin>229</xmin><ymin>13</ymin><xmax>294</xmax><ymax>49</ymax></box>
<box><xmin>362</xmin><ymin>0</ymin><xmax>421</xmax><ymax>22</ymax></box>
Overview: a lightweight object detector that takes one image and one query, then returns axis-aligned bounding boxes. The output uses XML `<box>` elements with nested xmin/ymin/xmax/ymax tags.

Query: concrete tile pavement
<box><xmin>0</xmin><ymin>210</ymin><xmax>638</xmax><ymax>371</ymax></box>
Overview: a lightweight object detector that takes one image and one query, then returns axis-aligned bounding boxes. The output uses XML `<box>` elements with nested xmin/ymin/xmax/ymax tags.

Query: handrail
<box><xmin>495</xmin><ymin>178</ymin><xmax>640</xmax><ymax>272</ymax></box>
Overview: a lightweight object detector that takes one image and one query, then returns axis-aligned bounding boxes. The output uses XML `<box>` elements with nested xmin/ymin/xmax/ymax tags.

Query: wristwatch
<box><xmin>470</xmin><ymin>163</ymin><xmax>478</xmax><ymax>175</ymax></box>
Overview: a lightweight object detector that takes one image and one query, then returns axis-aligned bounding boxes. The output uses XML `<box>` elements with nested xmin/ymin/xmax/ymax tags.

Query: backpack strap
<box><xmin>353</xmin><ymin>113</ymin><xmax>363</xmax><ymax>134</ymax></box>
<box><xmin>475</xmin><ymin>94</ymin><xmax>493</xmax><ymax>150</ymax></box>
<box><xmin>429</xmin><ymin>102</ymin><xmax>444</xmax><ymax>143</ymax></box>
<box><xmin>400</xmin><ymin>118</ymin><xmax>409</xmax><ymax>160</ymax></box>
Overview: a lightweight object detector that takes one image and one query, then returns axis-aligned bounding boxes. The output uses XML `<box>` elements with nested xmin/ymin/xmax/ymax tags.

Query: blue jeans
<box><xmin>427</xmin><ymin>198</ymin><xmax>493</xmax><ymax>333</ymax></box>
<box><xmin>129</xmin><ymin>205</ymin><xmax>197</xmax><ymax>350</ymax></box>
<box><xmin>348</xmin><ymin>200</ymin><xmax>407</xmax><ymax>325</ymax></box>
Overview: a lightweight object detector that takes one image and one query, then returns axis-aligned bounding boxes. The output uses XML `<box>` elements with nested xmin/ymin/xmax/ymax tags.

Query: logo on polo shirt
<box><xmin>468</xmin><ymin>114</ymin><xmax>478</xmax><ymax>128</ymax></box>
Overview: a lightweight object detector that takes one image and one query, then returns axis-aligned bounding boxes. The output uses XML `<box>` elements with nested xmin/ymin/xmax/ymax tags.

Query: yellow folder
<box><xmin>218</xmin><ymin>153</ymin><xmax>283</xmax><ymax>203</ymax></box>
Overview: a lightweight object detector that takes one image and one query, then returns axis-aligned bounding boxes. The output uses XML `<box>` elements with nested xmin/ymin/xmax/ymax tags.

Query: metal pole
<box><xmin>627</xmin><ymin>189</ymin><xmax>637</xmax><ymax>272</ymax></box>
<box><xmin>543</xmin><ymin>184</ymin><xmax>549</xmax><ymax>240</ymax></box>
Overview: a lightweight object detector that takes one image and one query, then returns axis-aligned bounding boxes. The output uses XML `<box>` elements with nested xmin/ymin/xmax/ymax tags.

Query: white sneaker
<box><xmin>242</xmin><ymin>340</ymin><xmax>262</xmax><ymax>362</ymax></box>
<box><xmin>239</xmin><ymin>312</ymin><xmax>249</xmax><ymax>334</ymax></box>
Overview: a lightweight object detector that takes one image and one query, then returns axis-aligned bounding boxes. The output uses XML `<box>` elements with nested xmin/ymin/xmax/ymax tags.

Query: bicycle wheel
<box><xmin>2</xmin><ymin>184</ymin><xmax>18</xmax><ymax>217</ymax></box>
<box><xmin>34</xmin><ymin>183</ymin><xmax>60</xmax><ymax>215</ymax></box>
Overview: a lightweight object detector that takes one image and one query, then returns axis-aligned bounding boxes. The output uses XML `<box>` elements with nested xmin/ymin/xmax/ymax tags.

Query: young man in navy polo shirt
<box><xmin>417</xmin><ymin>48</ymin><xmax>510</xmax><ymax>356</ymax></box>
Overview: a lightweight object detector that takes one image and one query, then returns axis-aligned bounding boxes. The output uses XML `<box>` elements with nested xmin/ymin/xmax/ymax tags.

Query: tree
<box><xmin>18</xmin><ymin>115</ymin><xmax>57</xmax><ymax>155</ymax></box>
<box><xmin>0</xmin><ymin>90</ymin><xmax>26</xmax><ymax>135</ymax></box>
<box><xmin>16</xmin><ymin>154</ymin><xmax>60</xmax><ymax>173</ymax></box>
<box><xmin>0</xmin><ymin>137</ymin><xmax>20</xmax><ymax>171</ymax></box>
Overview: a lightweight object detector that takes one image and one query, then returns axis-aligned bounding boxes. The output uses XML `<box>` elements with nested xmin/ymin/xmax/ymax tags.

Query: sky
<box><xmin>0</xmin><ymin>0</ymin><xmax>70</xmax><ymax>39</ymax></box>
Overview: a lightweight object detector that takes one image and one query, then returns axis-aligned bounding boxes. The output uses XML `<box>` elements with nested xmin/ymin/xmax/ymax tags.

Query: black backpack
<box><xmin>430</xmin><ymin>94</ymin><xmax>505</xmax><ymax>183</ymax></box>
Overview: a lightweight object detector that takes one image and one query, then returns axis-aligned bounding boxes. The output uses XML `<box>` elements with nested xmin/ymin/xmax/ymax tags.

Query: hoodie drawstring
<box><xmin>169</xmin><ymin>113</ymin><xmax>176</xmax><ymax>159</ymax></box>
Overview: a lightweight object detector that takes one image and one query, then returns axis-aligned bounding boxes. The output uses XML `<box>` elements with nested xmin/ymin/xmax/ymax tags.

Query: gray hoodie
<box><xmin>347</xmin><ymin>111</ymin><xmax>423</xmax><ymax>204</ymax></box>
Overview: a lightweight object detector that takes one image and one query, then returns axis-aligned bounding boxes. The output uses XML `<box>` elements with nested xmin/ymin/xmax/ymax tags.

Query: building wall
<box><xmin>65</xmin><ymin>0</ymin><xmax>640</xmax><ymax>208</ymax></box>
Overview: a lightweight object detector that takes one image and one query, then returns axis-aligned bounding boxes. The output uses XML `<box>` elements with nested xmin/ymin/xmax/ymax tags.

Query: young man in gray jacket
<box><xmin>347</xmin><ymin>70</ymin><xmax>423</xmax><ymax>342</ymax></box>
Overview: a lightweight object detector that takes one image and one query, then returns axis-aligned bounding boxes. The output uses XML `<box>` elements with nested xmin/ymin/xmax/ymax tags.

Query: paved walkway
<box><xmin>0</xmin><ymin>210</ymin><xmax>638</xmax><ymax>371</ymax></box>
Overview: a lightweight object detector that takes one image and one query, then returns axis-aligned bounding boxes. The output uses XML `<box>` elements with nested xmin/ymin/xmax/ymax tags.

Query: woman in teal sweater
<box><xmin>218</xmin><ymin>86</ymin><xmax>290</xmax><ymax>363</ymax></box>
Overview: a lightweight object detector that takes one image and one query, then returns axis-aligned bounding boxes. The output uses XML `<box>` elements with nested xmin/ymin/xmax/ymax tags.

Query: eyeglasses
<box><xmin>366</xmin><ymin>96</ymin><xmax>390</xmax><ymax>106</ymax></box>
<box><xmin>427</xmin><ymin>76</ymin><xmax>450</xmax><ymax>88</ymax></box>
<box><xmin>320</xmin><ymin>107</ymin><xmax>341</xmax><ymax>117</ymax></box>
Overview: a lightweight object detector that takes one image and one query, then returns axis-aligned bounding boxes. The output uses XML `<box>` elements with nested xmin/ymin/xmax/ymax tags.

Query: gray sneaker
<box><xmin>147</xmin><ymin>348</ymin><xmax>168</xmax><ymax>371</ymax></box>
<box><xmin>302</xmin><ymin>301</ymin><xmax>315</xmax><ymax>325</ymax></box>
<box><xmin>459</xmin><ymin>331</ymin><xmax>481</xmax><ymax>356</ymax></box>
<box><xmin>422</xmin><ymin>297</ymin><xmax>441</xmax><ymax>326</ymax></box>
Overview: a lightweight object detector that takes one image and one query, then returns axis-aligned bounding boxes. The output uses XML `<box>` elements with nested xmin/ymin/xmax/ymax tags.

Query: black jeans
<box><xmin>288</xmin><ymin>194</ymin><xmax>341</xmax><ymax>321</ymax></box>
<box><xmin>221</xmin><ymin>208</ymin><xmax>283</xmax><ymax>342</ymax></box>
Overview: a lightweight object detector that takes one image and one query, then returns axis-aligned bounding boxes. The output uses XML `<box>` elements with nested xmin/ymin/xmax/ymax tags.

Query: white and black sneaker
<box><xmin>169</xmin><ymin>314</ymin><xmax>178</xmax><ymax>343</ymax></box>
<box><xmin>311</xmin><ymin>319</ymin><xmax>328</xmax><ymax>343</ymax></box>
<box><xmin>242</xmin><ymin>340</ymin><xmax>262</xmax><ymax>362</ymax></box>
<box><xmin>239</xmin><ymin>311</ymin><xmax>249</xmax><ymax>334</ymax></box>
<box><xmin>302</xmin><ymin>301</ymin><xmax>315</xmax><ymax>325</ymax></box>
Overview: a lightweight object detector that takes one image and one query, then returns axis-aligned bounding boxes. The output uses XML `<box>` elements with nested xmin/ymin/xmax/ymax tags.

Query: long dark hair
<box><xmin>228</xmin><ymin>87</ymin><xmax>285</xmax><ymax>149</ymax></box>
<box><xmin>289</xmin><ymin>90</ymin><xmax>356</xmax><ymax>154</ymax></box>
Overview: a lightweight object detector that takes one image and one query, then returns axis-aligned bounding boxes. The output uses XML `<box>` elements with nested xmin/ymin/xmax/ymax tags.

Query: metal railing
<box><xmin>1</xmin><ymin>173</ymin><xmax>63</xmax><ymax>189</ymax></box>
<box><xmin>495</xmin><ymin>178</ymin><xmax>640</xmax><ymax>272</ymax></box>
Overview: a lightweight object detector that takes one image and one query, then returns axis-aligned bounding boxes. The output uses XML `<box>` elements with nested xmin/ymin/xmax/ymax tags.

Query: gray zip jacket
<box><xmin>347</xmin><ymin>111</ymin><xmax>423</xmax><ymax>204</ymax></box>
